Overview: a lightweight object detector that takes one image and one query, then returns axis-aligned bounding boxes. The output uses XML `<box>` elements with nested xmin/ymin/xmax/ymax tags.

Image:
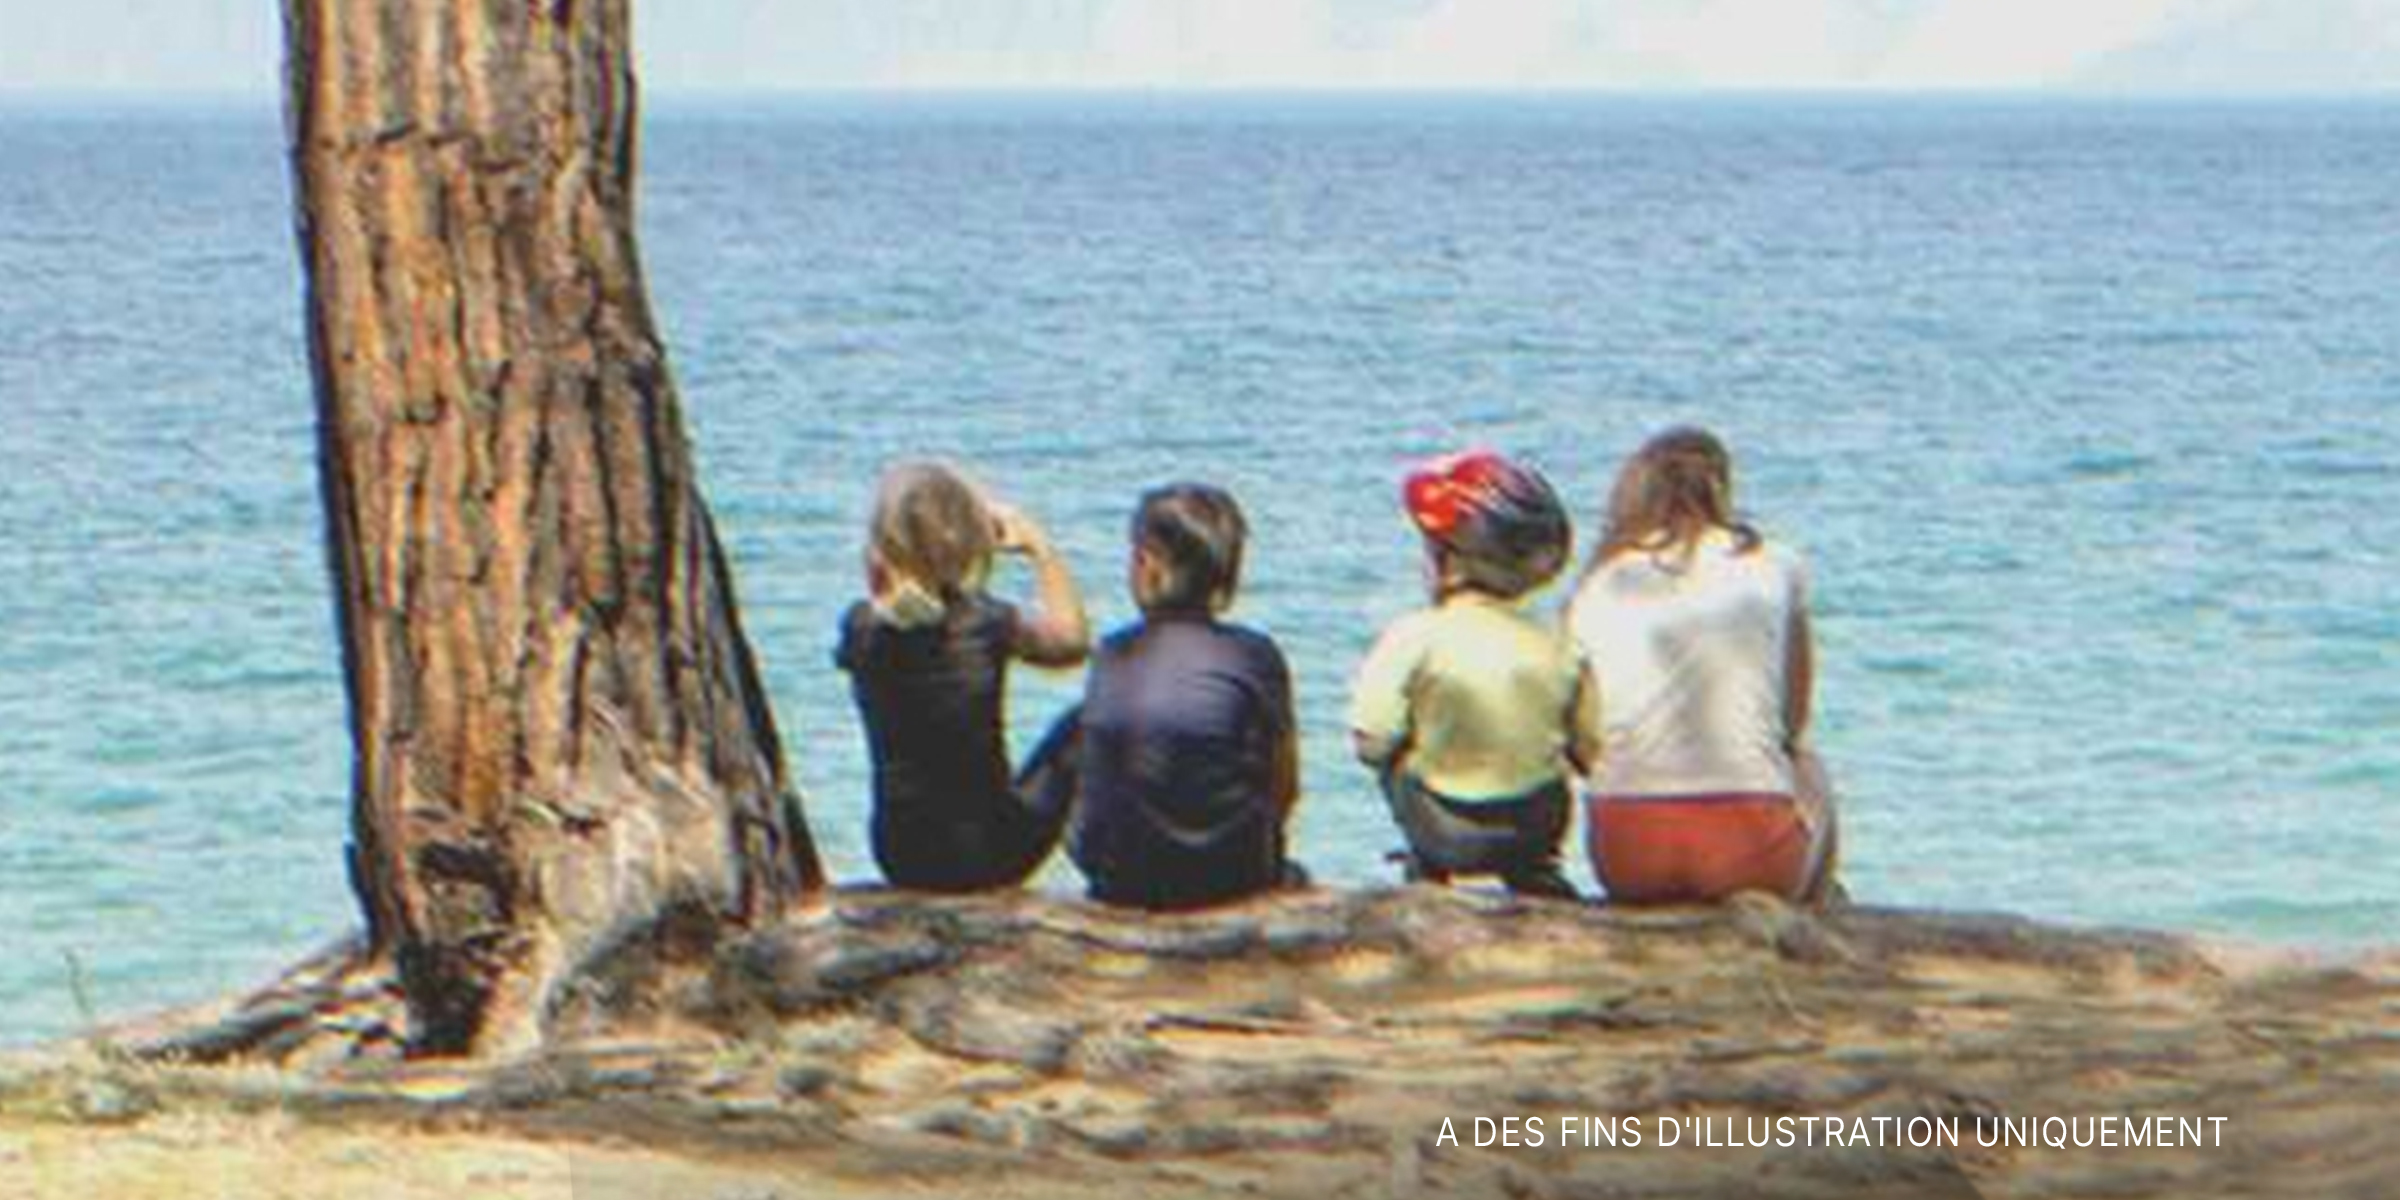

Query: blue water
<box><xmin>3</xmin><ymin>96</ymin><xmax>2397</xmax><ymax>1046</ymax></box>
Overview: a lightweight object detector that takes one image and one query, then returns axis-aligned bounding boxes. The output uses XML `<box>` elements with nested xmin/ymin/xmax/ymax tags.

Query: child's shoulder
<box><xmin>1097</xmin><ymin>617</ymin><xmax>1153</xmax><ymax>658</ymax></box>
<box><xmin>953</xmin><ymin>588</ymin><xmax>1016</xmax><ymax>625</ymax></box>
<box><xmin>838</xmin><ymin>598</ymin><xmax>881</xmax><ymax>642</ymax></box>
<box><xmin>1217</xmin><ymin>619</ymin><xmax>1292</xmax><ymax>666</ymax></box>
<box><xmin>1374</xmin><ymin>605</ymin><xmax>1447</xmax><ymax>645</ymax></box>
<box><xmin>1736</xmin><ymin>536</ymin><xmax>1809</xmax><ymax>595</ymax></box>
<box><xmin>1761</xmin><ymin>536</ymin><xmax>1808</xmax><ymax>574</ymax></box>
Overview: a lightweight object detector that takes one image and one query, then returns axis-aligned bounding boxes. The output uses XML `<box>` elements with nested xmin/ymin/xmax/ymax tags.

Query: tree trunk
<box><xmin>284</xmin><ymin>0</ymin><xmax>823</xmax><ymax>1056</ymax></box>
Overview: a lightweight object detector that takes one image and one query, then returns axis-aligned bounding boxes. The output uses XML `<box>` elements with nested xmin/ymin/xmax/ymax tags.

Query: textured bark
<box><xmin>73</xmin><ymin>892</ymin><xmax>2400</xmax><ymax>1199</ymax></box>
<box><xmin>284</xmin><ymin>0</ymin><xmax>822</xmax><ymax>1055</ymax></box>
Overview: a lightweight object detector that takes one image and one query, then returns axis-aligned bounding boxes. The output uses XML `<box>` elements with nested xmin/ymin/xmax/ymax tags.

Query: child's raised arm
<box><xmin>989</xmin><ymin>499</ymin><xmax>1091</xmax><ymax>668</ymax></box>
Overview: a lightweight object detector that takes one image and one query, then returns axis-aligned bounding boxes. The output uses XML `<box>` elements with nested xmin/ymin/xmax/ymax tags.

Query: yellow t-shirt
<box><xmin>1348</xmin><ymin>593</ymin><xmax>1593</xmax><ymax>802</ymax></box>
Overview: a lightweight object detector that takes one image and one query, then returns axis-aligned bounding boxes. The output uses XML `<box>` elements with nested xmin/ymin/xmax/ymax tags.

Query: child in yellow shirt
<box><xmin>1350</xmin><ymin>451</ymin><xmax>1598</xmax><ymax>900</ymax></box>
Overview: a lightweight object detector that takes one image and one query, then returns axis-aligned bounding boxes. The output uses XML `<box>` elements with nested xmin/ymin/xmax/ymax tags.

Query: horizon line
<box><xmin>5</xmin><ymin>82</ymin><xmax>2398</xmax><ymax>108</ymax></box>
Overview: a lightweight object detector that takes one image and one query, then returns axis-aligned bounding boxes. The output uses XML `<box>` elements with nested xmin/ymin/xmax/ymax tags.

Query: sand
<box><xmin>6</xmin><ymin>888</ymin><xmax>2398</xmax><ymax>1199</ymax></box>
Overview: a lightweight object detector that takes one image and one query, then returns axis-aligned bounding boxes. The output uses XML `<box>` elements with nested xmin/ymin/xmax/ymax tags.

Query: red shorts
<box><xmin>1589</xmin><ymin>794</ymin><xmax>1817</xmax><ymax>904</ymax></box>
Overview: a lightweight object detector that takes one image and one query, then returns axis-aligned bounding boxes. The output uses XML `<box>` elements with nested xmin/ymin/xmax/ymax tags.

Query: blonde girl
<box><xmin>837</xmin><ymin>462</ymin><xmax>1090</xmax><ymax>892</ymax></box>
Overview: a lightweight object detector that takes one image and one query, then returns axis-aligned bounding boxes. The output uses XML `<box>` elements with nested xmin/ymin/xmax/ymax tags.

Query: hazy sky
<box><xmin>1</xmin><ymin>0</ymin><xmax>2394</xmax><ymax>96</ymax></box>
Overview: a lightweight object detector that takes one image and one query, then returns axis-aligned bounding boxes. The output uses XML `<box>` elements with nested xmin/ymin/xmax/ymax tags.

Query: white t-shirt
<box><xmin>1567</xmin><ymin>531</ymin><xmax>1808</xmax><ymax>799</ymax></box>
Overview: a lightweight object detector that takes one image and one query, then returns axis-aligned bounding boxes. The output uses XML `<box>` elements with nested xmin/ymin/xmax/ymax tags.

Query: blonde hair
<box><xmin>869</xmin><ymin>461</ymin><xmax>995</xmax><ymax>628</ymax></box>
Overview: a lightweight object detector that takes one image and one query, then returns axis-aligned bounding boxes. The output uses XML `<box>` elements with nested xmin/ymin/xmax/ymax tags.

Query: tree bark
<box><xmin>284</xmin><ymin>0</ymin><xmax>823</xmax><ymax>1056</ymax></box>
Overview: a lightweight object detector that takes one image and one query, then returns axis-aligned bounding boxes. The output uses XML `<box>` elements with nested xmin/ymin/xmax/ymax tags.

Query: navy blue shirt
<box><xmin>1071</xmin><ymin>613</ymin><xmax>1295</xmax><ymax>909</ymax></box>
<box><xmin>837</xmin><ymin>594</ymin><xmax>1025</xmax><ymax>883</ymax></box>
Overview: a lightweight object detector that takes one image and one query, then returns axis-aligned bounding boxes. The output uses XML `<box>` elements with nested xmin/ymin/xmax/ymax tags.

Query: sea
<box><xmin>3</xmin><ymin>94</ymin><xmax>2396</xmax><ymax>1046</ymax></box>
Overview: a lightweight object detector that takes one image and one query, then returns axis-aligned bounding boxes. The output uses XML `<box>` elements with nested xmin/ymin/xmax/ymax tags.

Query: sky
<box><xmin>0</xmin><ymin>0</ymin><xmax>2394</xmax><ymax>97</ymax></box>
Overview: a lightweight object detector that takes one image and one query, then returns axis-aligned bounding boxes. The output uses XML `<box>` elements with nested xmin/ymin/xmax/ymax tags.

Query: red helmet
<box><xmin>1403</xmin><ymin>450</ymin><xmax>1572</xmax><ymax>595</ymax></box>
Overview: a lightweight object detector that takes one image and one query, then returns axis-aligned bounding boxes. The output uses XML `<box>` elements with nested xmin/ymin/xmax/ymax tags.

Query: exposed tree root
<box><xmin>15</xmin><ymin>888</ymin><xmax>2398</xmax><ymax>1199</ymax></box>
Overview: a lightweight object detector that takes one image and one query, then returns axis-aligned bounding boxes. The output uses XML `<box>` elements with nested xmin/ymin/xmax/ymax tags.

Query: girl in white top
<box><xmin>1566</xmin><ymin>428</ymin><xmax>1836</xmax><ymax>905</ymax></box>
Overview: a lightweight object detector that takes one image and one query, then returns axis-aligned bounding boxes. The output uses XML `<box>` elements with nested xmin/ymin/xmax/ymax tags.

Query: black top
<box><xmin>1071</xmin><ymin>613</ymin><xmax>1295</xmax><ymax>908</ymax></box>
<box><xmin>837</xmin><ymin>594</ymin><xmax>1023</xmax><ymax>850</ymax></box>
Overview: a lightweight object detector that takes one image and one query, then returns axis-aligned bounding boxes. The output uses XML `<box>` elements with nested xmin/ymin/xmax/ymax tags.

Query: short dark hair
<box><xmin>1132</xmin><ymin>484</ymin><xmax>1248</xmax><ymax>614</ymax></box>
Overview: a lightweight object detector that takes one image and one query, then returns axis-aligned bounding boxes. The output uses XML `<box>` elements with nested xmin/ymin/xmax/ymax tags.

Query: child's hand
<box><xmin>988</xmin><ymin>500</ymin><xmax>1051</xmax><ymax>557</ymax></box>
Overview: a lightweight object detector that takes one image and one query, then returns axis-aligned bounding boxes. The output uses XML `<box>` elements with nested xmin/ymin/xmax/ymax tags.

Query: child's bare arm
<box><xmin>1348</xmin><ymin>618</ymin><xmax>1422</xmax><ymax>769</ymax></box>
<box><xmin>991</xmin><ymin>500</ymin><xmax>1090</xmax><ymax>668</ymax></box>
<box><xmin>1567</xmin><ymin>660</ymin><xmax>1604</xmax><ymax>778</ymax></box>
<box><xmin>1784</xmin><ymin>606</ymin><xmax>1815</xmax><ymax>752</ymax></box>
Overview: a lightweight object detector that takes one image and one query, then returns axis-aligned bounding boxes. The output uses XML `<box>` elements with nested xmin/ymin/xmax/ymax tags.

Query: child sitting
<box><xmin>1567</xmin><ymin>427</ymin><xmax>1838</xmax><ymax>906</ymax></box>
<box><xmin>1349</xmin><ymin>451</ymin><xmax>1598</xmax><ymax>900</ymax></box>
<box><xmin>837</xmin><ymin>461</ymin><xmax>1090</xmax><ymax>893</ymax></box>
<box><xmin>1071</xmin><ymin>484</ymin><xmax>1306</xmax><ymax>911</ymax></box>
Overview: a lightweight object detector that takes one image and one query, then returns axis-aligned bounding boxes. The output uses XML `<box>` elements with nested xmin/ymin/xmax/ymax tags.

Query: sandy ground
<box><xmin>8</xmin><ymin>889</ymin><xmax>2399</xmax><ymax>1199</ymax></box>
<box><xmin>0</xmin><ymin>1115</ymin><xmax>1147</xmax><ymax>1200</ymax></box>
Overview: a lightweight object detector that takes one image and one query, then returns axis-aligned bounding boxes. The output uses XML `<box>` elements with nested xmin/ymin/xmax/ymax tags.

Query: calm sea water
<box><xmin>3</xmin><ymin>96</ymin><xmax>2397</xmax><ymax>1045</ymax></box>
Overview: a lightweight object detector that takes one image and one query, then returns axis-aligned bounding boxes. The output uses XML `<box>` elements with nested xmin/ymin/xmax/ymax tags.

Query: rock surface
<box><xmin>7</xmin><ymin>888</ymin><xmax>2399</xmax><ymax>1198</ymax></box>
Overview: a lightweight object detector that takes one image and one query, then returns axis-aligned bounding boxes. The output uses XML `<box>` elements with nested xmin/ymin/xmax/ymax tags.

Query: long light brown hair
<box><xmin>868</xmin><ymin>461</ymin><xmax>994</xmax><ymax>626</ymax></box>
<box><xmin>1590</xmin><ymin>427</ymin><xmax>1762</xmax><ymax>572</ymax></box>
